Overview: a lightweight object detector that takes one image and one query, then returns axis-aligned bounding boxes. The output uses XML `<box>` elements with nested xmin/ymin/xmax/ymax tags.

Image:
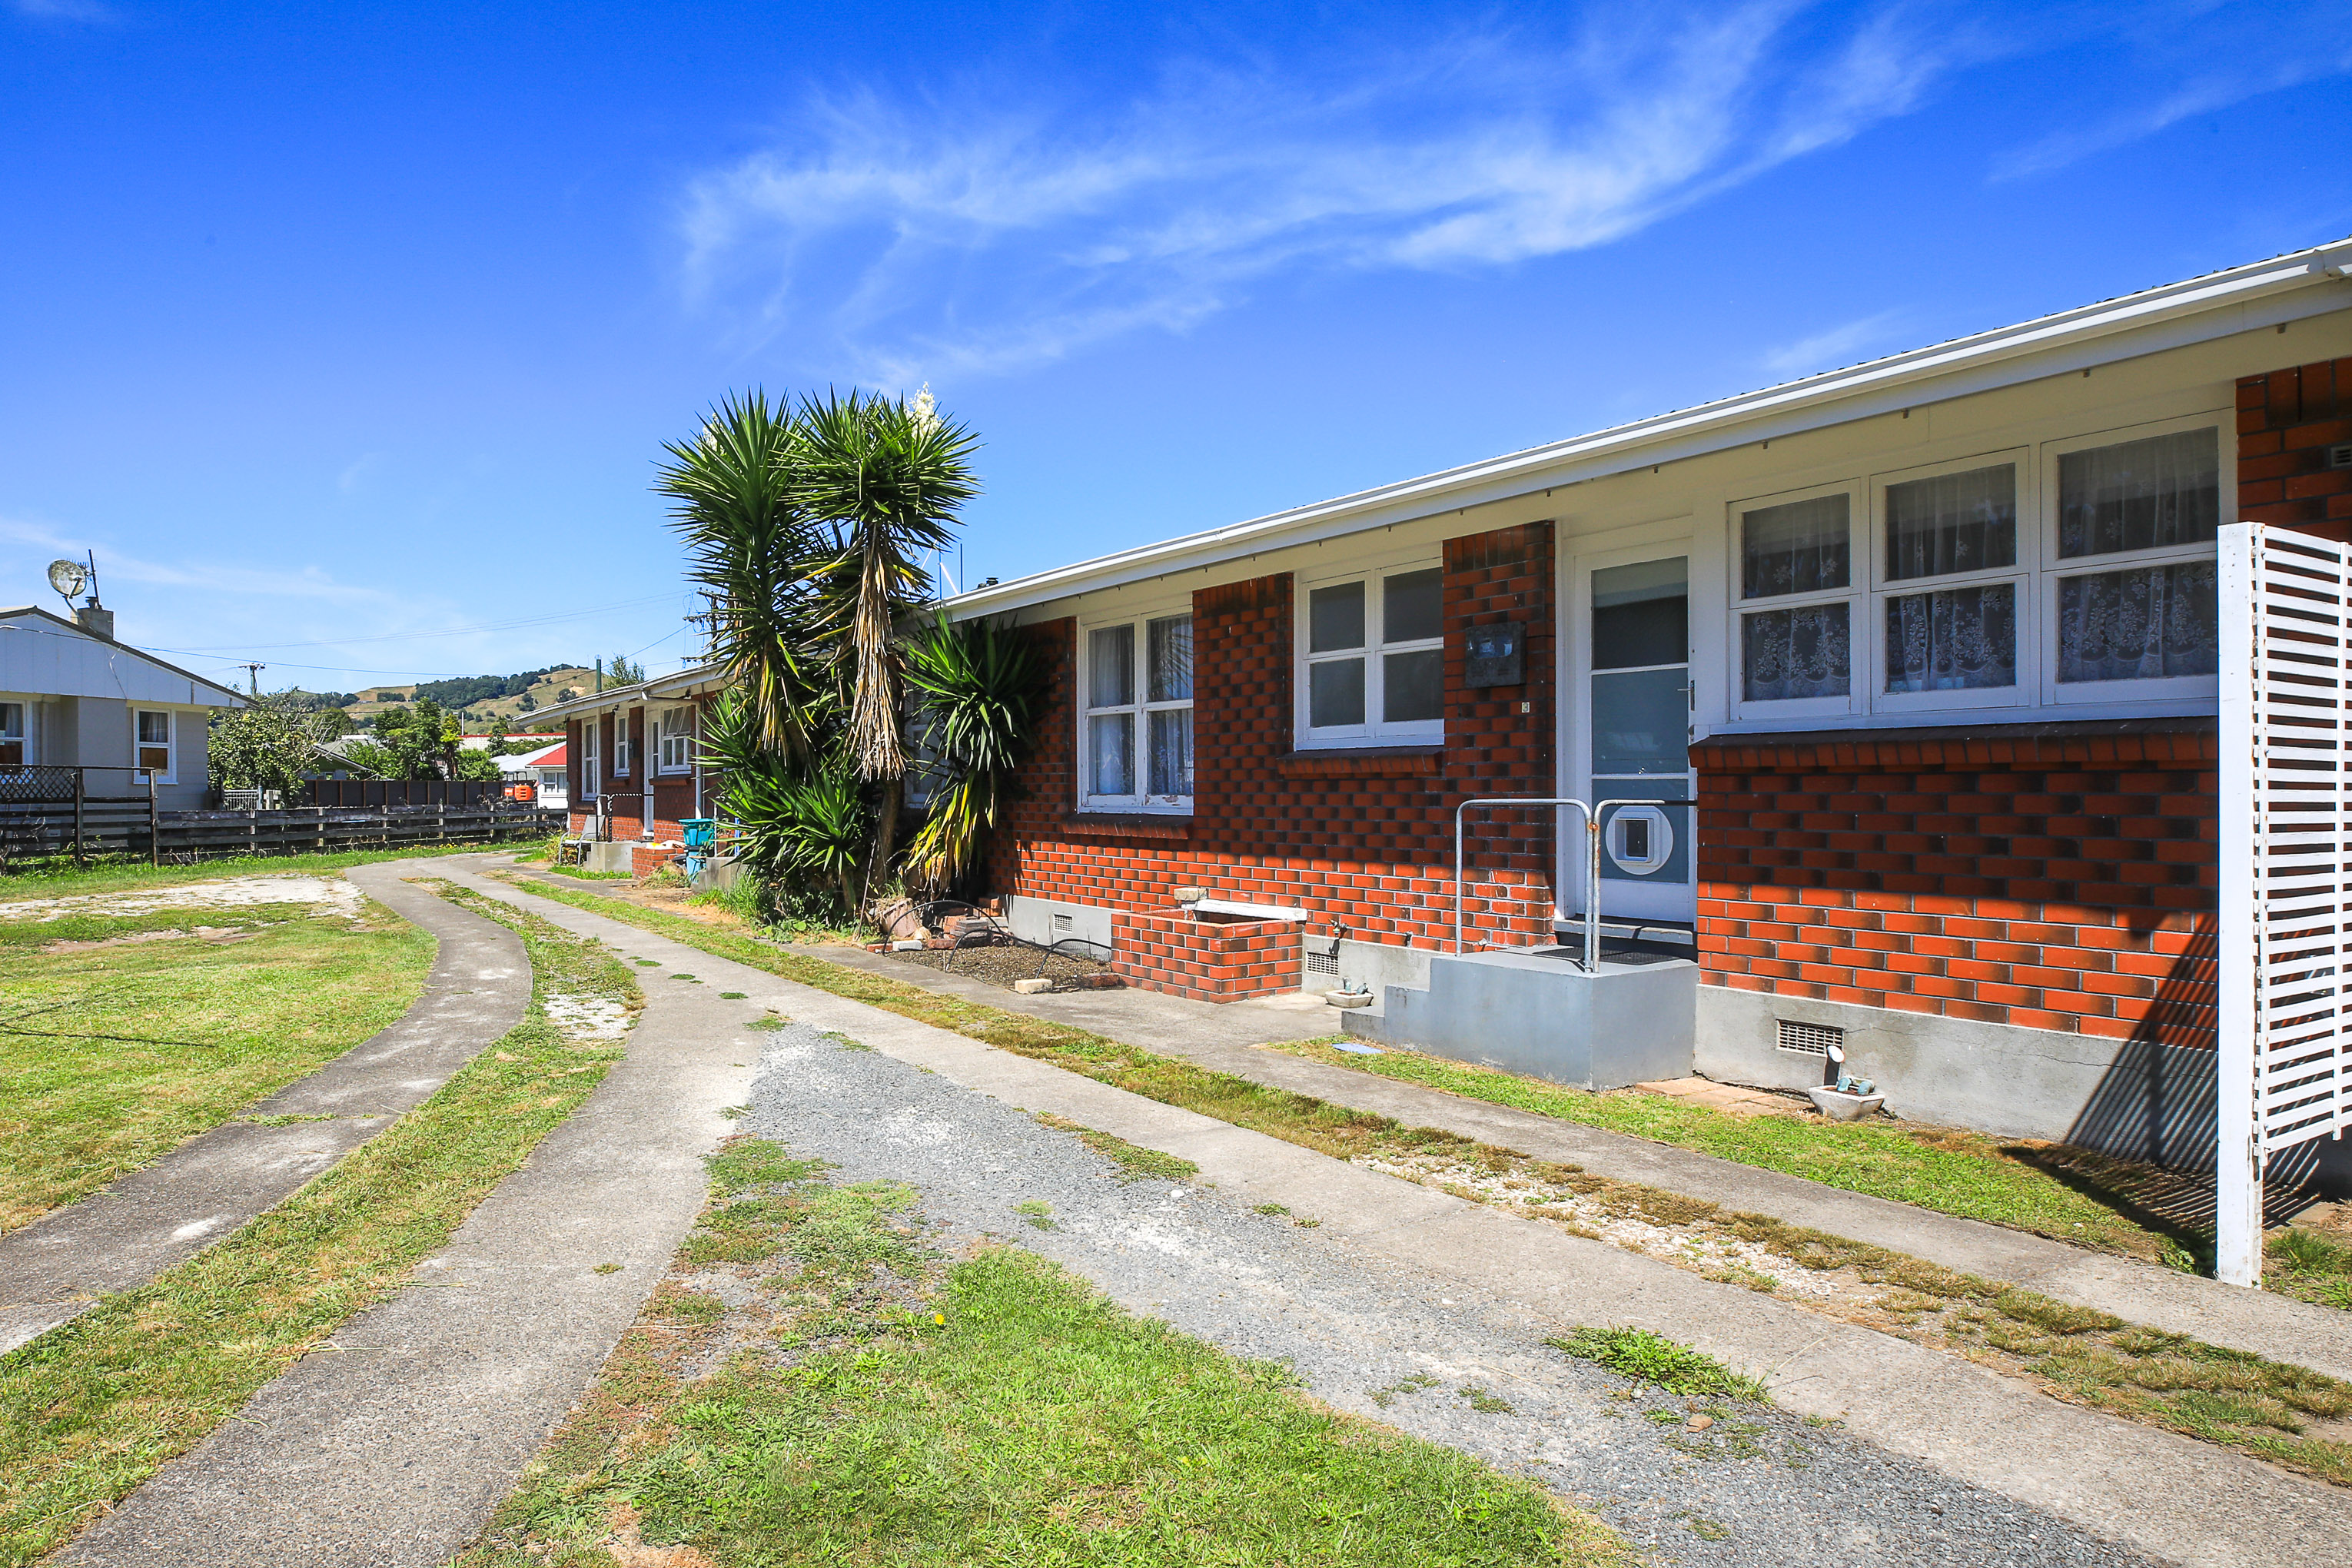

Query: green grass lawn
<box><xmin>0</xmin><ymin>885</ymin><xmax>639</xmax><ymax>1566</ymax></box>
<box><xmin>0</xmin><ymin>840</ymin><xmax>532</xmax><ymax>905</ymax></box>
<box><xmin>458</xmin><ymin>1140</ymin><xmax>1623</xmax><ymax>1567</ymax></box>
<box><xmin>0</xmin><ymin>901</ymin><xmax>434</xmax><ymax>1232</ymax></box>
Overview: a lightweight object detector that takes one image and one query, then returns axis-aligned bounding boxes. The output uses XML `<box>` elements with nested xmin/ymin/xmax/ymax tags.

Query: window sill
<box><xmin>1060</xmin><ymin>812</ymin><xmax>1192</xmax><ymax>842</ymax></box>
<box><xmin>1689</xmin><ymin>716</ymin><xmax>2217</xmax><ymax>770</ymax></box>
<box><xmin>1277</xmin><ymin>746</ymin><xmax>1443</xmax><ymax>780</ymax></box>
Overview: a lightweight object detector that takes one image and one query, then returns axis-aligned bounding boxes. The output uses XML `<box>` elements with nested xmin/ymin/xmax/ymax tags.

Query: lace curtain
<box><xmin>1885</xmin><ymin>463</ymin><xmax>2016</xmax><ymax>581</ymax></box>
<box><xmin>1742</xmin><ymin>604</ymin><xmax>1849</xmax><ymax>701</ymax></box>
<box><xmin>2057</xmin><ymin>563</ymin><xmax>2219</xmax><ymax>683</ymax></box>
<box><xmin>2058</xmin><ymin>429</ymin><xmax>2219</xmax><ymax>558</ymax></box>
<box><xmin>1742</xmin><ymin>494</ymin><xmax>1849</xmax><ymax>599</ymax></box>
<box><xmin>1885</xmin><ymin>584</ymin><xmax>2016</xmax><ymax>693</ymax></box>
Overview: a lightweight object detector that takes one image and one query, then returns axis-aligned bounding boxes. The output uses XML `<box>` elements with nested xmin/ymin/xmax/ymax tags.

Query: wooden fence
<box><xmin>306</xmin><ymin>779</ymin><xmax>505</xmax><ymax>808</ymax></box>
<box><xmin>0</xmin><ymin>799</ymin><xmax>564</xmax><ymax>869</ymax></box>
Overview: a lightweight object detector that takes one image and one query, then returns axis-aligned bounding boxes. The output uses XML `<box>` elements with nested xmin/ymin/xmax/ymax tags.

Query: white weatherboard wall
<box><xmin>2218</xmin><ymin>523</ymin><xmax>2352</xmax><ymax>1287</ymax></box>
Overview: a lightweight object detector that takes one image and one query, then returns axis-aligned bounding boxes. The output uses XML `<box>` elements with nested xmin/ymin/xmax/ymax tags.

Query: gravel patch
<box><xmin>747</xmin><ymin>1021</ymin><xmax>2150</xmax><ymax>1568</ymax></box>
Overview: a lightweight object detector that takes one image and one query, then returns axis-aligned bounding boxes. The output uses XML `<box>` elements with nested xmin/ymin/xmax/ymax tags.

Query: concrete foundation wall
<box><xmin>1004</xmin><ymin>894</ymin><xmax>1114</xmax><ymax>952</ymax></box>
<box><xmin>1697</xmin><ymin>985</ymin><xmax>2222</xmax><ymax>1164</ymax></box>
<box><xmin>1333</xmin><ymin>938</ymin><xmax>1432</xmax><ymax>1000</ymax></box>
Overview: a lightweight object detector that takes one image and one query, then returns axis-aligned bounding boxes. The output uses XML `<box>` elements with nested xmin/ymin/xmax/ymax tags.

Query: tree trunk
<box><xmin>871</xmin><ymin>776</ymin><xmax>904</xmax><ymax>884</ymax></box>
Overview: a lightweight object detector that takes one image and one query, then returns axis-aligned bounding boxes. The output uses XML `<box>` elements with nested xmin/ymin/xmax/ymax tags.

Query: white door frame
<box><xmin>1559</xmin><ymin>527</ymin><xmax>1698</xmax><ymax>925</ymax></box>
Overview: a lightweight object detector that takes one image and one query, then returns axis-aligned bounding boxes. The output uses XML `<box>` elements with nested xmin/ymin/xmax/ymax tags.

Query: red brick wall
<box><xmin>1111</xmin><ymin>910</ymin><xmax>1302</xmax><ymax>1001</ymax></box>
<box><xmin>985</xmin><ymin>520</ymin><xmax>1558</xmax><ymax>949</ymax></box>
<box><xmin>2239</xmin><ymin>358</ymin><xmax>2352</xmax><ymax>537</ymax></box>
<box><xmin>1694</xmin><ymin>729</ymin><xmax>2217</xmax><ymax>1047</ymax></box>
<box><xmin>1686</xmin><ymin>357</ymin><xmax>2350</xmax><ymax>1053</ymax></box>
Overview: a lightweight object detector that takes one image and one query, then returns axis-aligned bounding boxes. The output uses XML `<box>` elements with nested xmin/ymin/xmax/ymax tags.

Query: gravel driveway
<box><xmin>747</xmin><ymin>1021</ymin><xmax>2151</xmax><ymax>1568</ymax></box>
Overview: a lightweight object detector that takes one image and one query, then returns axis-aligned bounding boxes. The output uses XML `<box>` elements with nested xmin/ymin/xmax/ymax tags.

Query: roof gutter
<box><xmin>941</xmin><ymin>241</ymin><xmax>2352</xmax><ymax>619</ymax></box>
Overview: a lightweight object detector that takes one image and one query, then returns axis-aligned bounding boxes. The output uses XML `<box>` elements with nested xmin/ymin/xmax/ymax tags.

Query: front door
<box><xmin>1583</xmin><ymin>553</ymin><xmax>1696</xmax><ymax>924</ymax></box>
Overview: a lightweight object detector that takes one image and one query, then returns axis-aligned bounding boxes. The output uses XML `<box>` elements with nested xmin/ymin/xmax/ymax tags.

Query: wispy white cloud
<box><xmin>1991</xmin><ymin>2</ymin><xmax>2352</xmax><ymax>180</ymax></box>
<box><xmin>12</xmin><ymin>0</ymin><xmax>118</xmax><ymax>23</ymax></box>
<box><xmin>1761</xmin><ymin>309</ymin><xmax>1908</xmax><ymax>377</ymax></box>
<box><xmin>677</xmin><ymin>4</ymin><xmax>1998</xmax><ymax>383</ymax></box>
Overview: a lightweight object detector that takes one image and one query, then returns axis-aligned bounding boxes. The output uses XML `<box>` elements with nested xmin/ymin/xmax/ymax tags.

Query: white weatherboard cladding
<box><xmin>2218</xmin><ymin>523</ymin><xmax>2352</xmax><ymax>1286</ymax></box>
<box><xmin>0</xmin><ymin>612</ymin><xmax>237</xmax><ymax>706</ymax></box>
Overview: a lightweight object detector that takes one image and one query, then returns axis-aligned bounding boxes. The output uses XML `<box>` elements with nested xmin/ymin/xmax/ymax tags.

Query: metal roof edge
<box><xmin>529</xmin><ymin>662</ymin><xmax>728</xmax><ymax>724</ymax></box>
<box><xmin>941</xmin><ymin>238</ymin><xmax>2352</xmax><ymax>619</ymax></box>
<box><xmin>0</xmin><ymin>605</ymin><xmax>250</xmax><ymax>707</ymax></box>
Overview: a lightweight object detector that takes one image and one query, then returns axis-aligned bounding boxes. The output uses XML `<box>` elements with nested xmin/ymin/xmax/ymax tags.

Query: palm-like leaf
<box><xmin>792</xmin><ymin>389</ymin><xmax>982</xmax><ymax>782</ymax></box>
<box><xmin>658</xmin><ymin>393</ymin><xmax>824</xmax><ymax>762</ymax></box>
<box><xmin>901</xmin><ymin>615</ymin><xmax>1041</xmax><ymax>891</ymax></box>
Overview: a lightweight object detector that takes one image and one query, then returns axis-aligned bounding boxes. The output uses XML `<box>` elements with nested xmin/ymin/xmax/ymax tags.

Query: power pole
<box><xmin>241</xmin><ymin>662</ymin><xmax>265</xmax><ymax>696</ymax></box>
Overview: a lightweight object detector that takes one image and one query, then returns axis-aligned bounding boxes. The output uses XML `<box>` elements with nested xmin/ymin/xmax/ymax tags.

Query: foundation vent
<box><xmin>1776</xmin><ymin>1019</ymin><xmax>1843</xmax><ymax>1056</ymax></box>
<box><xmin>1051</xmin><ymin>912</ymin><xmax>1075</xmax><ymax>934</ymax></box>
<box><xmin>1307</xmin><ymin>948</ymin><xmax>1340</xmax><ymax>977</ymax></box>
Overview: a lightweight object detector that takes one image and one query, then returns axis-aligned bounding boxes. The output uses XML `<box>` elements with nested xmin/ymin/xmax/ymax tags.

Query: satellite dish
<box><xmin>47</xmin><ymin>559</ymin><xmax>88</xmax><ymax>602</ymax></box>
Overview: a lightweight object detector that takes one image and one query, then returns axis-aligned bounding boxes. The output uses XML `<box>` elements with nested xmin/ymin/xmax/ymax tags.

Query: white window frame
<box><xmin>1729</xmin><ymin>480</ymin><xmax>1862</xmax><ymax>723</ymax></box>
<box><xmin>134</xmin><ymin>708</ymin><xmax>174</xmax><ymax>784</ymax></box>
<box><xmin>1868</xmin><ymin>447</ymin><xmax>2034</xmax><ymax>716</ymax></box>
<box><xmin>1726</xmin><ymin>414</ymin><xmax>2227</xmax><ymax>724</ymax></box>
<box><xmin>2039</xmin><ymin>412</ymin><xmax>2229</xmax><ymax>708</ymax></box>
<box><xmin>1078</xmin><ymin>608</ymin><xmax>1194</xmax><ymax>813</ymax></box>
<box><xmin>581</xmin><ymin>721</ymin><xmax>601</xmax><ymax>801</ymax></box>
<box><xmin>0</xmin><ymin>699</ymin><xmax>26</xmax><ymax>769</ymax></box>
<box><xmin>656</xmin><ymin>705</ymin><xmax>694</xmax><ymax>774</ymax></box>
<box><xmin>1294</xmin><ymin>559</ymin><xmax>1447</xmax><ymax>749</ymax></box>
<box><xmin>611</xmin><ymin>709</ymin><xmax>632</xmax><ymax>777</ymax></box>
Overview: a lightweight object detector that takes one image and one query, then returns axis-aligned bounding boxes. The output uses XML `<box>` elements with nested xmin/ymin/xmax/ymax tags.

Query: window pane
<box><xmin>2057</xmin><ymin>562</ymin><xmax>2220</xmax><ymax>683</ymax></box>
<box><xmin>1148</xmin><ymin>615</ymin><xmax>1192</xmax><ymax>703</ymax></box>
<box><xmin>1383</xmin><ymin>648</ymin><xmax>1443</xmax><ymax>723</ymax></box>
<box><xmin>0</xmin><ymin>703</ymin><xmax>20</xmax><ymax>739</ymax></box>
<box><xmin>1593</xmin><ymin>558</ymin><xmax>1688</xmax><ymax>669</ymax></box>
<box><xmin>1742</xmin><ymin>494</ymin><xmax>1849</xmax><ymax>600</ymax></box>
<box><xmin>139</xmin><ymin>747</ymin><xmax>171</xmax><ymax>772</ymax></box>
<box><xmin>138</xmin><ymin>711</ymin><xmax>169</xmax><ymax>743</ymax></box>
<box><xmin>1309</xmin><ymin>581</ymin><xmax>1366</xmax><ymax>653</ymax></box>
<box><xmin>2058</xmin><ymin>429</ymin><xmax>2220</xmax><ymax>558</ymax></box>
<box><xmin>1884</xmin><ymin>583</ymin><xmax>2017</xmax><ymax>693</ymax></box>
<box><xmin>1089</xmin><ymin>713</ymin><xmax>1133</xmax><ymax>795</ymax></box>
<box><xmin>1592</xmin><ymin>668</ymin><xmax>1688</xmax><ymax>774</ymax></box>
<box><xmin>1383</xmin><ymin>568</ymin><xmax>1443</xmax><ymax>644</ymax></box>
<box><xmin>1885</xmin><ymin>463</ymin><xmax>2016</xmax><ymax>581</ymax></box>
<box><xmin>1308</xmin><ymin>658</ymin><xmax>1365</xmax><ymax>727</ymax></box>
<box><xmin>1148</xmin><ymin>709</ymin><xmax>1193</xmax><ymax>796</ymax></box>
<box><xmin>1088</xmin><ymin>625</ymin><xmax>1134</xmax><ymax>708</ymax></box>
<box><xmin>1741</xmin><ymin>604</ymin><xmax>1850</xmax><ymax>701</ymax></box>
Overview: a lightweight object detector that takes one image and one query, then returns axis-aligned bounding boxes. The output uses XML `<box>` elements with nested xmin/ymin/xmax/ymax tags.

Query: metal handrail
<box><xmin>1453</xmin><ymin>796</ymin><xmax>1592</xmax><ymax>964</ymax></box>
<box><xmin>1453</xmin><ymin>796</ymin><xmax>1677</xmax><ymax>970</ymax></box>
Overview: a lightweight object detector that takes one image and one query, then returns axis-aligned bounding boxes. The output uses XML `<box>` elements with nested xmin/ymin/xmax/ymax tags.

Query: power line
<box><xmin>167</xmin><ymin>591</ymin><xmax>685</xmax><ymax>652</ymax></box>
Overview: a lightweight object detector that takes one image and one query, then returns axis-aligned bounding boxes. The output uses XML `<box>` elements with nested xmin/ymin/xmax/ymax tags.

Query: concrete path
<box><xmin>0</xmin><ymin>863</ymin><xmax>531</xmax><ymax>1355</ymax></box>
<box><xmin>467</xmin><ymin>880</ymin><xmax>2347</xmax><ymax>1568</ymax></box>
<box><xmin>785</xmin><ymin>938</ymin><xmax>2352</xmax><ymax>1384</ymax></box>
<box><xmin>61</xmin><ymin>860</ymin><xmax>758</xmax><ymax>1568</ymax></box>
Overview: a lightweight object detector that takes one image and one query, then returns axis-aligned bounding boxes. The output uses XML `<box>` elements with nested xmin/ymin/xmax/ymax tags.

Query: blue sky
<box><xmin>2</xmin><ymin>1</ymin><xmax>2347</xmax><ymax>694</ymax></box>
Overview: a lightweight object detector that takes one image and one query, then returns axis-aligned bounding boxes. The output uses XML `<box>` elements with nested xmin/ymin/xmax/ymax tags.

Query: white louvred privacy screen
<box><xmin>2227</xmin><ymin>525</ymin><xmax>2352</xmax><ymax>1158</ymax></box>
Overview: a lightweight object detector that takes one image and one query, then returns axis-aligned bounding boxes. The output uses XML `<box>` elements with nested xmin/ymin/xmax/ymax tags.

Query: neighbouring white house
<box><xmin>500</xmin><ymin>739</ymin><xmax>568</xmax><ymax>809</ymax></box>
<box><xmin>460</xmin><ymin>732</ymin><xmax>562</xmax><ymax>752</ymax></box>
<box><xmin>0</xmin><ymin>601</ymin><xmax>247</xmax><ymax>810</ymax></box>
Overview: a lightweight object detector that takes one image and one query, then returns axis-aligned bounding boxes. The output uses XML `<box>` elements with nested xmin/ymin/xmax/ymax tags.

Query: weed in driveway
<box><xmin>1549</xmin><ymin>1327</ymin><xmax>1769</xmax><ymax>1401</ymax></box>
<box><xmin>1032</xmin><ymin>1112</ymin><xmax>1199</xmax><ymax>1183</ymax></box>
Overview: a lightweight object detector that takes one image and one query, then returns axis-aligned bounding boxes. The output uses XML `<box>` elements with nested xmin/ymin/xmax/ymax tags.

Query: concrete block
<box><xmin>1344</xmin><ymin>947</ymin><xmax>1696</xmax><ymax>1091</ymax></box>
<box><xmin>1012</xmin><ymin>978</ymin><xmax>1053</xmax><ymax>995</ymax></box>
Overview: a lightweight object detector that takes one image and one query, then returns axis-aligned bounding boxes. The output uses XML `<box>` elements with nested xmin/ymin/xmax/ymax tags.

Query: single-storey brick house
<box><xmin>542</xmin><ymin>663</ymin><xmax>726</xmax><ymax>873</ymax></box>
<box><xmin>940</xmin><ymin>238</ymin><xmax>2352</xmax><ymax>1164</ymax></box>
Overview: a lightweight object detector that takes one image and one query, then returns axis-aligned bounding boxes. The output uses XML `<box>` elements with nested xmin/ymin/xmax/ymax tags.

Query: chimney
<box><xmin>75</xmin><ymin>598</ymin><xmax>115</xmax><ymax>641</ymax></box>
